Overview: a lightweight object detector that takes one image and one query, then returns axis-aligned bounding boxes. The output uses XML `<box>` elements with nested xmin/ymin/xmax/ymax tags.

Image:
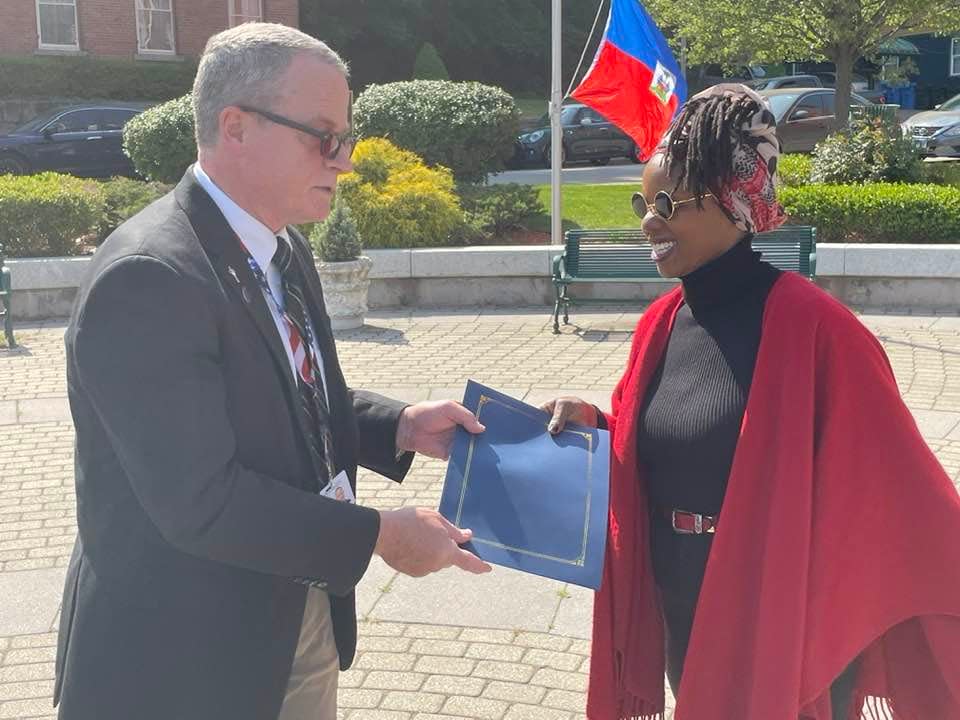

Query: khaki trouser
<box><xmin>279</xmin><ymin>589</ymin><xmax>340</xmax><ymax>720</ymax></box>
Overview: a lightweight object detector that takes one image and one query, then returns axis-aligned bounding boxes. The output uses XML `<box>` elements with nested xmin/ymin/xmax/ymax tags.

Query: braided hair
<box><xmin>662</xmin><ymin>91</ymin><xmax>762</xmax><ymax>208</ymax></box>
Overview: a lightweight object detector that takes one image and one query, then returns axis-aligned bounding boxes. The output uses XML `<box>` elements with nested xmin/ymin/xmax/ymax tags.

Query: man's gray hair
<box><xmin>193</xmin><ymin>22</ymin><xmax>348</xmax><ymax>148</ymax></box>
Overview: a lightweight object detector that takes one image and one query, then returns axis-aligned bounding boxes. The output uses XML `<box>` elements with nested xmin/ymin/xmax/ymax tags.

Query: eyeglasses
<box><xmin>236</xmin><ymin>104</ymin><xmax>355</xmax><ymax>160</ymax></box>
<box><xmin>632</xmin><ymin>189</ymin><xmax>714</xmax><ymax>221</ymax></box>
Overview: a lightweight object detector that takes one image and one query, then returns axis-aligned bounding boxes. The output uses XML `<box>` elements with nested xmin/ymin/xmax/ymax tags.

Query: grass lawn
<box><xmin>514</xmin><ymin>97</ymin><xmax>548</xmax><ymax>125</ymax></box>
<box><xmin>522</xmin><ymin>183</ymin><xmax>640</xmax><ymax>233</ymax></box>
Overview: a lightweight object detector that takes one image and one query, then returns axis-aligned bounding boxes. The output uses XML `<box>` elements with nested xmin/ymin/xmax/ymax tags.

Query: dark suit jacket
<box><xmin>55</xmin><ymin>169</ymin><xmax>413</xmax><ymax>720</ymax></box>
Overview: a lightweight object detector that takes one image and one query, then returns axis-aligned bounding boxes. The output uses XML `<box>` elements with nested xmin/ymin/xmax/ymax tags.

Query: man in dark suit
<box><xmin>55</xmin><ymin>23</ymin><xmax>490</xmax><ymax>720</ymax></box>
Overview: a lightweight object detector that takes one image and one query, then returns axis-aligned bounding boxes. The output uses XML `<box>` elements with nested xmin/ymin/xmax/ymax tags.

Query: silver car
<box><xmin>902</xmin><ymin>94</ymin><xmax>960</xmax><ymax>157</ymax></box>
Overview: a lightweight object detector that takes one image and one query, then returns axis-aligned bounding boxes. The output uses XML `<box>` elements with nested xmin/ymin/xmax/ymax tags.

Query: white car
<box><xmin>901</xmin><ymin>93</ymin><xmax>960</xmax><ymax>157</ymax></box>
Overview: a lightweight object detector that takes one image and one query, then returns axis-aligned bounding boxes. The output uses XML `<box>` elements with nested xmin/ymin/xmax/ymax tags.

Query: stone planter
<box><xmin>315</xmin><ymin>256</ymin><xmax>373</xmax><ymax>330</ymax></box>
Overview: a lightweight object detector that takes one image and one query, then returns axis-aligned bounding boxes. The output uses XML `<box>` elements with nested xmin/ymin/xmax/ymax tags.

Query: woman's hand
<box><xmin>540</xmin><ymin>397</ymin><xmax>599</xmax><ymax>434</ymax></box>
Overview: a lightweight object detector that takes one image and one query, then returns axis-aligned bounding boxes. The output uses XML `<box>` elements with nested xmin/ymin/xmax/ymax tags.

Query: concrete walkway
<box><xmin>1</xmin><ymin>307</ymin><xmax>959</xmax><ymax>719</ymax></box>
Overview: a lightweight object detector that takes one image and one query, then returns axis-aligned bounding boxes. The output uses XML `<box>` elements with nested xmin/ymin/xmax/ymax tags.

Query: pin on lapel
<box><xmin>226</xmin><ymin>265</ymin><xmax>252</xmax><ymax>304</ymax></box>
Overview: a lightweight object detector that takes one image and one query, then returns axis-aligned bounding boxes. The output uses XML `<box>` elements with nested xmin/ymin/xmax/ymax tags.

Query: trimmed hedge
<box><xmin>0</xmin><ymin>55</ymin><xmax>195</xmax><ymax>101</ymax></box>
<box><xmin>336</xmin><ymin>137</ymin><xmax>463</xmax><ymax>248</ymax></box>
<box><xmin>777</xmin><ymin>155</ymin><xmax>812</xmax><ymax>188</ymax></box>
<box><xmin>354</xmin><ymin>80</ymin><xmax>519</xmax><ymax>183</ymax></box>
<box><xmin>123</xmin><ymin>94</ymin><xmax>196</xmax><ymax>184</ymax></box>
<box><xmin>779</xmin><ymin>183</ymin><xmax>960</xmax><ymax>243</ymax></box>
<box><xmin>0</xmin><ymin>173</ymin><xmax>102</xmax><ymax>257</ymax></box>
<box><xmin>457</xmin><ymin>182</ymin><xmax>542</xmax><ymax>236</ymax></box>
<box><xmin>96</xmin><ymin>177</ymin><xmax>171</xmax><ymax>243</ymax></box>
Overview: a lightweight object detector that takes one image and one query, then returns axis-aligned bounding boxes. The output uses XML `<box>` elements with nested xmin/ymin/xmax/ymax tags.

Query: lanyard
<box><xmin>242</xmin><ymin>244</ymin><xmax>338</xmax><ymax>484</ymax></box>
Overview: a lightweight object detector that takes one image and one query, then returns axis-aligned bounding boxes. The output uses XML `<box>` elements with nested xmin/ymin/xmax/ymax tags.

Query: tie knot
<box><xmin>273</xmin><ymin>236</ymin><xmax>293</xmax><ymax>274</ymax></box>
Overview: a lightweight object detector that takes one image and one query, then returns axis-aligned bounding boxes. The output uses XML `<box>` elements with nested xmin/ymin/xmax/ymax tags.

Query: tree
<box><xmin>646</xmin><ymin>0</ymin><xmax>960</xmax><ymax>128</ymax></box>
<box><xmin>413</xmin><ymin>42</ymin><xmax>450</xmax><ymax>80</ymax></box>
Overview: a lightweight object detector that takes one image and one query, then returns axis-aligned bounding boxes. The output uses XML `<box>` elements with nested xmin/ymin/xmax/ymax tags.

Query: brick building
<box><xmin>0</xmin><ymin>0</ymin><xmax>299</xmax><ymax>60</ymax></box>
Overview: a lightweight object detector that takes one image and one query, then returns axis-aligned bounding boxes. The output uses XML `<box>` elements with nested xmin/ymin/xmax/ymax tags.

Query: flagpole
<box><xmin>550</xmin><ymin>0</ymin><xmax>562</xmax><ymax>248</ymax></box>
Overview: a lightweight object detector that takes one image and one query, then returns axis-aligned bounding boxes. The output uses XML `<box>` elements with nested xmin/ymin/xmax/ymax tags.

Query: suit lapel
<box><xmin>174</xmin><ymin>170</ymin><xmax>302</xmax><ymax>422</ymax></box>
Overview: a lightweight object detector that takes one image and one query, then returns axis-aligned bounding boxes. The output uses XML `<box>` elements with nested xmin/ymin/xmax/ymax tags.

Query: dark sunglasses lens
<box><xmin>654</xmin><ymin>192</ymin><xmax>674</xmax><ymax>220</ymax></box>
<box><xmin>631</xmin><ymin>193</ymin><xmax>646</xmax><ymax>218</ymax></box>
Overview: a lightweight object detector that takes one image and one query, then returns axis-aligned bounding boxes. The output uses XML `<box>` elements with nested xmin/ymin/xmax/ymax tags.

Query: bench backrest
<box><xmin>564</xmin><ymin>225</ymin><xmax>816</xmax><ymax>278</ymax></box>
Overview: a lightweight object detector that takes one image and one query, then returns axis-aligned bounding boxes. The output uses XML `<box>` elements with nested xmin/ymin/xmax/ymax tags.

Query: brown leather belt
<box><xmin>662</xmin><ymin>508</ymin><xmax>718</xmax><ymax>535</ymax></box>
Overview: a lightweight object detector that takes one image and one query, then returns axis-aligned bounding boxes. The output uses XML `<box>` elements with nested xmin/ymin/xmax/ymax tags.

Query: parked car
<box><xmin>509</xmin><ymin>103</ymin><xmax>641</xmax><ymax>168</ymax></box>
<box><xmin>758</xmin><ymin>88</ymin><xmax>871</xmax><ymax>153</ymax></box>
<box><xmin>749</xmin><ymin>74</ymin><xmax>823</xmax><ymax>91</ymax></box>
<box><xmin>901</xmin><ymin>92</ymin><xmax>960</xmax><ymax>158</ymax></box>
<box><xmin>813</xmin><ymin>71</ymin><xmax>887</xmax><ymax>105</ymax></box>
<box><xmin>0</xmin><ymin>102</ymin><xmax>150</xmax><ymax>177</ymax></box>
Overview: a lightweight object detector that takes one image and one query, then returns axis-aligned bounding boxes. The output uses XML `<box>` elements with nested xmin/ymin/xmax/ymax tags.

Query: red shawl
<box><xmin>588</xmin><ymin>272</ymin><xmax>960</xmax><ymax>720</ymax></box>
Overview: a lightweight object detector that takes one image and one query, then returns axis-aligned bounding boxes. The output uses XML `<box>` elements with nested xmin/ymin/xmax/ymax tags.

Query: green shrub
<box><xmin>336</xmin><ymin>138</ymin><xmax>463</xmax><ymax>248</ymax></box>
<box><xmin>123</xmin><ymin>94</ymin><xmax>196</xmax><ymax>183</ymax></box>
<box><xmin>413</xmin><ymin>43</ymin><xmax>450</xmax><ymax>81</ymax></box>
<box><xmin>457</xmin><ymin>183</ymin><xmax>542</xmax><ymax>235</ymax></box>
<box><xmin>311</xmin><ymin>196</ymin><xmax>362</xmax><ymax>261</ymax></box>
<box><xmin>354</xmin><ymin>80</ymin><xmax>519</xmax><ymax>183</ymax></box>
<box><xmin>95</xmin><ymin>177</ymin><xmax>171</xmax><ymax>243</ymax></box>
<box><xmin>0</xmin><ymin>55</ymin><xmax>196</xmax><ymax>101</ymax></box>
<box><xmin>0</xmin><ymin>173</ymin><xmax>103</xmax><ymax>257</ymax></box>
<box><xmin>778</xmin><ymin>183</ymin><xmax>960</xmax><ymax>243</ymax></box>
<box><xmin>777</xmin><ymin>155</ymin><xmax>812</xmax><ymax>188</ymax></box>
<box><xmin>921</xmin><ymin>161</ymin><xmax>960</xmax><ymax>187</ymax></box>
<box><xmin>810</xmin><ymin>120</ymin><xmax>923</xmax><ymax>184</ymax></box>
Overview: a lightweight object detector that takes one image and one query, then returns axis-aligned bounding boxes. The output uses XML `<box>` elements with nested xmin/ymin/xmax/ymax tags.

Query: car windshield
<box><xmin>765</xmin><ymin>93</ymin><xmax>802</xmax><ymax>122</ymax></box>
<box><xmin>12</xmin><ymin>109</ymin><xmax>64</xmax><ymax>134</ymax></box>
<box><xmin>561</xmin><ymin>106</ymin><xmax>582</xmax><ymax>125</ymax></box>
<box><xmin>939</xmin><ymin>94</ymin><xmax>960</xmax><ymax>112</ymax></box>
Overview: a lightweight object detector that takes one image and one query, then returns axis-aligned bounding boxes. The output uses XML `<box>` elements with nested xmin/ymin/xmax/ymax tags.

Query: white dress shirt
<box><xmin>193</xmin><ymin>163</ymin><xmax>328</xmax><ymax>398</ymax></box>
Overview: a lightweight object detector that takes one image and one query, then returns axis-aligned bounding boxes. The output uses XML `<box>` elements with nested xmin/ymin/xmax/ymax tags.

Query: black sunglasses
<box><xmin>632</xmin><ymin>189</ymin><xmax>714</xmax><ymax>221</ymax></box>
<box><xmin>236</xmin><ymin>104</ymin><xmax>355</xmax><ymax>160</ymax></box>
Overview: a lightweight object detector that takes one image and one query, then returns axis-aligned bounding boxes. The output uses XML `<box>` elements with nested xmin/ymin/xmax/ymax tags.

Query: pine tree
<box><xmin>413</xmin><ymin>42</ymin><xmax>449</xmax><ymax>81</ymax></box>
<box><xmin>311</xmin><ymin>196</ymin><xmax>362</xmax><ymax>262</ymax></box>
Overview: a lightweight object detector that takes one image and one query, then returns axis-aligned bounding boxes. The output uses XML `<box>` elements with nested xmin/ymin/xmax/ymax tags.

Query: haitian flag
<box><xmin>571</xmin><ymin>0</ymin><xmax>686</xmax><ymax>161</ymax></box>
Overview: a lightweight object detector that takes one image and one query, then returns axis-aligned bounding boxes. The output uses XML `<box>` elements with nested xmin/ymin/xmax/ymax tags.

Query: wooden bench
<box><xmin>0</xmin><ymin>244</ymin><xmax>15</xmax><ymax>348</ymax></box>
<box><xmin>552</xmin><ymin>225</ymin><xmax>817</xmax><ymax>333</ymax></box>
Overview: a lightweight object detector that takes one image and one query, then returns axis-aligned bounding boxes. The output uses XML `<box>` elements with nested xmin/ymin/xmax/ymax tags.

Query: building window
<box><xmin>952</xmin><ymin>38</ymin><xmax>960</xmax><ymax>77</ymax></box>
<box><xmin>229</xmin><ymin>0</ymin><xmax>262</xmax><ymax>26</ymax></box>
<box><xmin>136</xmin><ymin>0</ymin><xmax>176</xmax><ymax>54</ymax></box>
<box><xmin>36</xmin><ymin>0</ymin><xmax>79</xmax><ymax>49</ymax></box>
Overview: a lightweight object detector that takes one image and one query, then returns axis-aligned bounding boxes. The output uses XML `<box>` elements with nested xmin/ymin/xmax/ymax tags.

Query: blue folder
<box><xmin>439</xmin><ymin>381</ymin><xmax>610</xmax><ymax>589</ymax></box>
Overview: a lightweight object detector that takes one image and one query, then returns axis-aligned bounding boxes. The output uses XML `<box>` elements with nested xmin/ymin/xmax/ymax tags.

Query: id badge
<box><xmin>319</xmin><ymin>471</ymin><xmax>356</xmax><ymax>504</ymax></box>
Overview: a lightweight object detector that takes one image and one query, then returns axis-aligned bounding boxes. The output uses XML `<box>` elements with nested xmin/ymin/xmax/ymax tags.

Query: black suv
<box><xmin>509</xmin><ymin>103</ymin><xmax>642</xmax><ymax>168</ymax></box>
<box><xmin>0</xmin><ymin>102</ymin><xmax>151</xmax><ymax>178</ymax></box>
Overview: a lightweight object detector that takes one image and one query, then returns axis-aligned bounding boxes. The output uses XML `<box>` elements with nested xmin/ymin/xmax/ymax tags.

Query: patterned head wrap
<box><xmin>661</xmin><ymin>83</ymin><xmax>786</xmax><ymax>235</ymax></box>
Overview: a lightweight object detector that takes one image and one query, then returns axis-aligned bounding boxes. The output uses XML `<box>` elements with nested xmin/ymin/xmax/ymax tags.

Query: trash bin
<box><xmin>900</xmin><ymin>84</ymin><xmax>916</xmax><ymax>110</ymax></box>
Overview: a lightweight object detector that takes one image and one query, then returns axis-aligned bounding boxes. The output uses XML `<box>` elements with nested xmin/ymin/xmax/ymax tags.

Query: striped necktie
<box><xmin>272</xmin><ymin>236</ymin><xmax>335</xmax><ymax>485</ymax></box>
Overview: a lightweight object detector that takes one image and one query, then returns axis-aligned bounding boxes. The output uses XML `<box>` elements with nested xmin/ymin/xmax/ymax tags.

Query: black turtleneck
<box><xmin>636</xmin><ymin>237</ymin><xmax>781</xmax><ymax>692</ymax></box>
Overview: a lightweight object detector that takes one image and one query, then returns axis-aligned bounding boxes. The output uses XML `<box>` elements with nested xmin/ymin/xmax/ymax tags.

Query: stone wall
<box><xmin>7</xmin><ymin>245</ymin><xmax>960</xmax><ymax>321</ymax></box>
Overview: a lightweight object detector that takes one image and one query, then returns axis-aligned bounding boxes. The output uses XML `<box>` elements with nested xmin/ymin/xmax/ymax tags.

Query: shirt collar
<box><xmin>192</xmin><ymin>162</ymin><xmax>289</xmax><ymax>272</ymax></box>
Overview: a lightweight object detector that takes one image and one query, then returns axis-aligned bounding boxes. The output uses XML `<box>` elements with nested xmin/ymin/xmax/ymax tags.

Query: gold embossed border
<box><xmin>454</xmin><ymin>394</ymin><xmax>593</xmax><ymax>567</ymax></box>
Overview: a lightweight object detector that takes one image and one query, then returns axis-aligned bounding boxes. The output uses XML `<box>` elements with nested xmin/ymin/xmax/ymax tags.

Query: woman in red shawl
<box><xmin>543</xmin><ymin>84</ymin><xmax>960</xmax><ymax>720</ymax></box>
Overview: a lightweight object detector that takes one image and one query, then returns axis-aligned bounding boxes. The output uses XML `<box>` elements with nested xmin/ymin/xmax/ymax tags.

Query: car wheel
<box><xmin>0</xmin><ymin>154</ymin><xmax>30</xmax><ymax>175</ymax></box>
<box><xmin>590</xmin><ymin>158</ymin><xmax>611</xmax><ymax>166</ymax></box>
<box><xmin>542</xmin><ymin>144</ymin><xmax>567</xmax><ymax>168</ymax></box>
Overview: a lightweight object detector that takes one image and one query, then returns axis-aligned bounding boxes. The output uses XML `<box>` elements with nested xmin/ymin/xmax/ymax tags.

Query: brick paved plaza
<box><xmin>2</xmin><ymin>307</ymin><xmax>959</xmax><ymax>719</ymax></box>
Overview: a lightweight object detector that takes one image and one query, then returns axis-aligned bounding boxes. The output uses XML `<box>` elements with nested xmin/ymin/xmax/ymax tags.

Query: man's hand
<box><xmin>375</xmin><ymin>507</ymin><xmax>492</xmax><ymax>577</ymax></box>
<box><xmin>395</xmin><ymin>400</ymin><xmax>485</xmax><ymax>460</ymax></box>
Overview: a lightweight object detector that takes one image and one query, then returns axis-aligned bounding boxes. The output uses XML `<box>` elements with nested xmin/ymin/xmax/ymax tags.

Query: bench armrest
<box><xmin>552</xmin><ymin>253</ymin><xmax>565</xmax><ymax>280</ymax></box>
